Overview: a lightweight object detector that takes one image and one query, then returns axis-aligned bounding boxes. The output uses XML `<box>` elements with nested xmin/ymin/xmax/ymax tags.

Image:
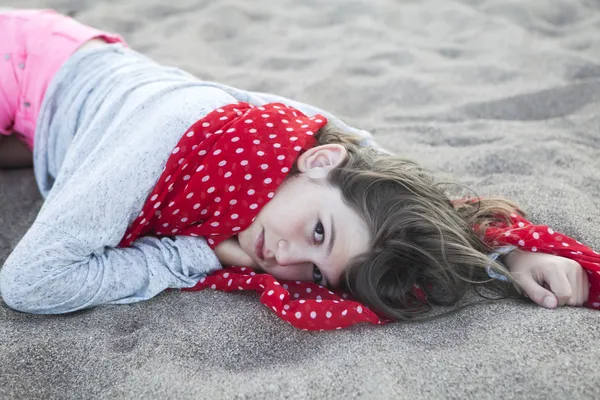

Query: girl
<box><xmin>0</xmin><ymin>10</ymin><xmax>590</xmax><ymax>324</ymax></box>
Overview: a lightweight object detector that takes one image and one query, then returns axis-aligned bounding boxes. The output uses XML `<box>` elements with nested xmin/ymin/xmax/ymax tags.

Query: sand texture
<box><xmin>1</xmin><ymin>0</ymin><xmax>600</xmax><ymax>399</ymax></box>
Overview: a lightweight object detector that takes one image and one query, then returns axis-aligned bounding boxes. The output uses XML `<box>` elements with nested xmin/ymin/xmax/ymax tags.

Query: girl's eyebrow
<box><xmin>320</xmin><ymin>213</ymin><xmax>336</xmax><ymax>288</ymax></box>
<box><xmin>327</xmin><ymin>213</ymin><xmax>336</xmax><ymax>258</ymax></box>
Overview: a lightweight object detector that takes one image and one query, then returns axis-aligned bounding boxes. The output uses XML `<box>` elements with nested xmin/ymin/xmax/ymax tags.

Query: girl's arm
<box><xmin>1</xmin><ymin>221</ymin><xmax>221</xmax><ymax>314</ymax></box>
<box><xmin>0</xmin><ymin>92</ymin><xmax>235</xmax><ymax>314</ymax></box>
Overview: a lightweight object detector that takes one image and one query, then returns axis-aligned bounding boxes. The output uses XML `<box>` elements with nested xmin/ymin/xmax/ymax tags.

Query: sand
<box><xmin>1</xmin><ymin>0</ymin><xmax>600</xmax><ymax>399</ymax></box>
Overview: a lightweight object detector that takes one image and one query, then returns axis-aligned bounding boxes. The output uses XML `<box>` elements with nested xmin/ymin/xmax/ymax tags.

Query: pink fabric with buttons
<box><xmin>120</xmin><ymin>101</ymin><xmax>600</xmax><ymax>331</ymax></box>
<box><xmin>0</xmin><ymin>9</ymin><xmax>125</xmax><ymax>150</ymax></box>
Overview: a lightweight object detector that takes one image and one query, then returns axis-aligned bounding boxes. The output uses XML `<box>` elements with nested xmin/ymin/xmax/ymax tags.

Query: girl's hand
<box><xmin>503</xmin><ymin>250</ymin><xmax>589</xmax><ymax>308</ymax></box>
<box><xmin>213</xmin><ymin>237</ymin><xmax>259</xmax><ymax>269</ymax></box>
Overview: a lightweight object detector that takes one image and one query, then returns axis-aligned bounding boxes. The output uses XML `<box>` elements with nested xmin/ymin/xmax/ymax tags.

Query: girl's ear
<box><xmin>297</xmin><ymin>144</ymin><xmax>347</xmax><ymax>179</ymax></box>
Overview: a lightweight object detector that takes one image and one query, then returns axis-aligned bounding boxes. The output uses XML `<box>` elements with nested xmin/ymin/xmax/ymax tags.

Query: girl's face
<box><xmin>237</xmin><ymin>144</ymin><xmax>370</xmax><ymax>288</ymax></box>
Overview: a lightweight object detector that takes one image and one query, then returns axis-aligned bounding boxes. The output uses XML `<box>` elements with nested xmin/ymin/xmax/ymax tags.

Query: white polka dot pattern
<box><xmin>120</xmin><ymin>102</ymin><xmax>325</xmax><ymax>250</ymax></box>
<box><xmin>183</xmin><ymin>265</ymin><xmax>387</xmax><ymax>330</ymax></box>
<box><xmin>119</xmin><ymin>104</ymin><xmax>600</xmax><ymax>331</ymax></box>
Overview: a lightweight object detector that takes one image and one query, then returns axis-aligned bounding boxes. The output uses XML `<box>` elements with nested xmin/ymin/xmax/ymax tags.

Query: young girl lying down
<box><xmin>0</xmin><ymin>10</ymin><xmax>595</xmax><ymax>330</ymax></box>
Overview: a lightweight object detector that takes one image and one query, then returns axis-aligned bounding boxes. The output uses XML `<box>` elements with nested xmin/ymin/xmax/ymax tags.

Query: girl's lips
<box><xmin>255</xmin><ymin>229</ymin><xmax>265</xmax><ymax>261</ymax></box>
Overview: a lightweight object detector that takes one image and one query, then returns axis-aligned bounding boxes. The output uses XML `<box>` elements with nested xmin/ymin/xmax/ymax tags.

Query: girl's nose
<box><xmin>274</xmin><ymin>239</ymin><xmax>291</xmax><ymax>265</ymax></box>
<box><xmin>263</xmin><ymin>240</ymin><xmax>285</xmax><ymax>260</ymax></box>
<box><xmin>273</xmin><ymin>240</ymin><xmax>306</xmax><ymax>267</ymax></box>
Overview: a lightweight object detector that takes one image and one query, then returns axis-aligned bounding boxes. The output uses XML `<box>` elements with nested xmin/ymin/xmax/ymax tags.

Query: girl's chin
<box><xmin>247</xmin><ymin>264</ymin><xmax>265</xmax><ymax>272</ymax></box>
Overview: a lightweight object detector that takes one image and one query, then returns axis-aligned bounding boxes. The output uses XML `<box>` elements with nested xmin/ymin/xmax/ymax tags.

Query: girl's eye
<box><xmin>312</xmin><ymin>264</ymin><xmax>323</xmax><ymax>284</ymax></box>
<box><xmin>313</xmin><ymin>221</ymin><xmax>325</xmax><ymax>244</ymax></box>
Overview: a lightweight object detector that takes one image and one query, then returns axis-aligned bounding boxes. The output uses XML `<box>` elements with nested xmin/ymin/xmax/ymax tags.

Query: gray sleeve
<box><xmin>0</xmin><ymin>222</ymin><xmax>220</xmax><ymax>314</ymax></box>
<box><xmin>0</xmin><ymin>88</ymin><xmax>230</xmax><ymax>314</ymax></box>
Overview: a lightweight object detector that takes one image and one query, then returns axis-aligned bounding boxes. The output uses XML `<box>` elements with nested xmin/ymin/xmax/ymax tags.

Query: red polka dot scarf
<box><xmin>119</xmin><ymin>102</ymin><xmax>321</xmax><ymax>248</ymax></box>
<box><xmin>119</xmin><ymin>102</ymin><xmax>600</xmax><ymax>331</ymax></box>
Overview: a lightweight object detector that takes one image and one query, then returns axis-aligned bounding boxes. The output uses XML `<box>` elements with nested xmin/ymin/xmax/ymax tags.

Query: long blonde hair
<box><xmin>304</xmin><ymin>122</ymin><xmax>524</xmax><ymax>320</ymax></box>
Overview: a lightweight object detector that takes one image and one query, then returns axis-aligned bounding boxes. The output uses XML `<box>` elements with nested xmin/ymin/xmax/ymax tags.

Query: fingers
<box><xmin>543</xmin><ymin>270</ymin><xmax>572</xmax><ymax>306</ymax></box>
<box><xmin>514</xmin><ymin>273</ymin><xmax>558</xmax><ymax>309</ymax></box>
<box><xmin>553</xmin><ymin>259</ymin><xmax>587</xmax><ymax>306</ymax></box>
<box><xmin>582</xmin><ymin>269</ymin><xmax>590</xmax><ymax>304</ymax></box>
<box><xmin>567</xmin><ymin>264</ymin><xmax>589</xmax><ymax>306</ymax></box>
<box><xmin>509</xmin><ymin>252</ymin><xmax>588</xmax><ymax>309</ymax></box>
<box><xmin>535</xmin><ymin>260</ymin><xmax>587</xmax><ymax>307</ymax></box>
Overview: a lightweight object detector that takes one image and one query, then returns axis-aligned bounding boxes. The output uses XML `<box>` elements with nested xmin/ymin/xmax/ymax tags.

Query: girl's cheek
<box><xmin>263</xmin><ymin>265</ymin><xmax>310</xmax><ymax>282</ymax></box>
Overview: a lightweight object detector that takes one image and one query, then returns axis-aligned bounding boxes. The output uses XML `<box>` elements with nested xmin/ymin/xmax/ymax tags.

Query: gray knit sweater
<box><xmin>0</xmin><ymin>44</ymin><xmax>378</xmax><ymax>314</ymax></box>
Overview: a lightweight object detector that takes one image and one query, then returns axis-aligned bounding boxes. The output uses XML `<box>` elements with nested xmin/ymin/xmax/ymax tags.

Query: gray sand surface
<box><xmin>1</xmin><ymin>0</ymin><xmax>600</xmax><ymax>399</ymax></box>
